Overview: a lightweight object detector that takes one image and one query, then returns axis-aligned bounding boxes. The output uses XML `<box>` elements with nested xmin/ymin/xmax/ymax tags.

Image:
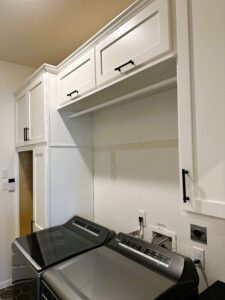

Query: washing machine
<box><xmin>12</xmin><ymin>216</ymin><xmax>115</xmax><ymax>299</ymax></box>
<box><xmin>41</xmin><ymin>232</ymin><xmax>199</xmax><ymax>300</ymax></box>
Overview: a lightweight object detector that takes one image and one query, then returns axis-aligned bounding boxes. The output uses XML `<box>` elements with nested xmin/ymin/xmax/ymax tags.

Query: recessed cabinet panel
<box><xmin>177</xmin><ymin>0</ymin><xmax>225</xmax><ymax>218</ymax></box>
<box><xmin>58</xmin><ymin>48</ymin><xmax>96</xmax><ymax>105</ymax></box>
<box><xmin>33</xmin><ymin>146</ymin><xmax>47</xmax><ymax>231</ymax></box>
<box><xmin>96</xmin><ymin>0</ymin><xmax>171</xmax><ymax>85</ymax></box>
<box><xmin>29</xmin><ymin>75</ymin><xmax>46</xmax><ymax>144</ymax></box>
<box><xmin>16</xmin><ymin>92</ymin><xmax>29</xmax><ymax>146</ymax></box>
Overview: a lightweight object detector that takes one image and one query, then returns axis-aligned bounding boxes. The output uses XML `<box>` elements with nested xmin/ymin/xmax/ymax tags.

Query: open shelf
<box><xmin>58</xmin><ymin>57</ymin><xmax>177</xmax><ymax>118</ymax></box>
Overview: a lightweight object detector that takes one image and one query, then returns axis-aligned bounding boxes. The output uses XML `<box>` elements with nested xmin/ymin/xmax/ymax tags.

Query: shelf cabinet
<box><xmin>15</xmin><ymin>73</ymin><xmax>47</xmax><ymax>147</ymax></box>
<box><xmin>177</xmin><ymin>0</ymin><xmax>225</xmax><ymax>218</ymax></box>
<box><xmin>95</xmin><ymin>0</ymin><xmax>172</xmax><ymax>86</ymax></box>
<box><xmin>58</xmin><ymin>48</ymin><xmax>96</xmax><ymax>106</ymax></box>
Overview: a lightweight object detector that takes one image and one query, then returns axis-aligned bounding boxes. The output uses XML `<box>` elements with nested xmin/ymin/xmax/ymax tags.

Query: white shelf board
<box><xmin>58</xmin><ymin>57</ymin><xmax>177</xmax><ymax>118</ymax></box>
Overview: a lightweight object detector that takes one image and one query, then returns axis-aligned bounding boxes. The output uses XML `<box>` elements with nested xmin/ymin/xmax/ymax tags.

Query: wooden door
<box><xmin>19</xmin><ymin>151</ymin><xmax>33</xmax><ymax>236</ymax></box>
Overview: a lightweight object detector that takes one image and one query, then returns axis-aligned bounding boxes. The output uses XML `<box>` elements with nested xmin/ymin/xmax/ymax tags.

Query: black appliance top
<box><xmin>42</xmin><ymin>233</ymin><xmax>199</xmax><ymax>300</ymax></box>
<box><xmin>13</xmin><ymin>216</ymin><xmax>114</xmax><ymax>271</ymax></box>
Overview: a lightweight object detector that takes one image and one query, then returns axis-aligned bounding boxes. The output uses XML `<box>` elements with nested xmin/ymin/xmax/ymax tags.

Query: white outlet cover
<box><xmin>193</xmin><ymin>246</ymin><xmax>205</xmax><ymax>269</ymax></box>
<box><xmin>138</xmin><ymin>209</ymin><xmax>146</xmax><ymax>227</ymax></box>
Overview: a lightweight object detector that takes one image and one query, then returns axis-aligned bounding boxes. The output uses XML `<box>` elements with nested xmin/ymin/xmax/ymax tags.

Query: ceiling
<box><xmin>0</xmin><ymin>0</ymin><xmax>135</xmax><ymax>68</ymax></box>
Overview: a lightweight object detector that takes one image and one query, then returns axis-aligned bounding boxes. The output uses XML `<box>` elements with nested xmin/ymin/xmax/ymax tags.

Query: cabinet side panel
<box><xmin>49</xmin><ymin>147</ymin><xmax>93</xmax><ymax>226</ymax></box>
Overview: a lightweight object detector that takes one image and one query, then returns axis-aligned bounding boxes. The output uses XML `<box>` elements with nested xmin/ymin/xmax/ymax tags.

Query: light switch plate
<box><xmin>1</xmin><ymin>169</ymin><xmax>8</xmax><ymax>178</ymax></box>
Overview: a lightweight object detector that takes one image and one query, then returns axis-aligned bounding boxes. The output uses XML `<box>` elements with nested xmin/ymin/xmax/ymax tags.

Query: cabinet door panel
<box><xmin>28</xmin><ymin>74</ymin><xmax>46</xmax><ymax>144</ymax></box>
<box><xmin>33</xmin><ymin>146</ymin><xmax>47</xmax><ymax>231</ymax></box>
<box><xmin>16</xmin><ymin>91</ymin><xmax>29</xmax><ymax>146</ymax></box>
<box><xmin>58</xmin><ymin>48</ymin><xmax>96</xmax><ymax>105</ymax></box>
<box><xmin>177</xmin><ymin>0</ymin><xmax>225</xmax><ymax>218</ymax></box>
<box><xmin>96</xmin><ymin>0</ymin><xmax>171</xmax><ymax>85</ymax></box>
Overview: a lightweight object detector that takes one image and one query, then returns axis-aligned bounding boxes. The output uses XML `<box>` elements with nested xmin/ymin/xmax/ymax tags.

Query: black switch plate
<box><xmin>191</xmin><ymin>224</ymin><xmax>207</xmax><ymax>244</ymax></box>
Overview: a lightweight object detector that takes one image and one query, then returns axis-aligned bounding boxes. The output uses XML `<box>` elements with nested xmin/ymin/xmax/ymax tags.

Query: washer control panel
<box><xmin>145</xmin><ymin>248</ymin><xmax>171</xmax><ymax>266</ymax></box>
<box><xmin>119</xmin><ymin>237</ymin><xmax>171</xmax><ymax>268</ymax></box>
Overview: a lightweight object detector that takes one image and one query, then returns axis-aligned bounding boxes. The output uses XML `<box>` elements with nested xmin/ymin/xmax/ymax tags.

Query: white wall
<box><xmin>93</xmin><ymin>88</ymin><xmax>225</xmax><ymax>292</ymax></box>
<box><xmin>0</xmin><ymin>60</ymin><xmax>35</xmax><ymax>288</ymax></box>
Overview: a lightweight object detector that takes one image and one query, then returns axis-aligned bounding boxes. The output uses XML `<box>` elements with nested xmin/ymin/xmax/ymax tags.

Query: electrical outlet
<box><xmin>193</xmin><ymin>246</ymin><xmax>205</xmax><ymax>269</ymax></box>
<box><xmin>138</xmin><ymin>209</ymin><xmax>146</xmax><ymax>227</ymax></box>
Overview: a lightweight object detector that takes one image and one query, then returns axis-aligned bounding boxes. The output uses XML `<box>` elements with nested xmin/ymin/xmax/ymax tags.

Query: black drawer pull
<box><xmin>67</xmin><ymin>90</ymin><xmax>79</xmax><ymax>98</ymax></box>
<box><xmin>182</xmin><ymin>169</ymin><xmax>190</xmax><ymax>203</ymax></box>
<box><xmin>114</xmin><ymin>60</ymin><xmax>135</xmax><ymax>72</ymax></box>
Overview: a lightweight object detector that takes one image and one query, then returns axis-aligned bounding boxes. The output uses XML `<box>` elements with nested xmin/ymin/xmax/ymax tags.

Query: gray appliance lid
<box><xmin>43</xmin><ymin>246</ymin><xmax>175</xmax><ymax>300</ymax></box>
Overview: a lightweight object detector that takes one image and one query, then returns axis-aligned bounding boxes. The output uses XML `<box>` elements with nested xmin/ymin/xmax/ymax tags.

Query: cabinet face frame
<box><xmin>58</xmin><ymin>48</ymin><xmax>96</xmax><ymax>106</ymax></box>
<box><xmin>95</xmin><ymin>0</ymin><xmax>172</xmax><ymax>86</ymax></box>
<box><xmin>177</xmin><ymin>0</ymin><xmax>225</xmax><ymax>219</ymax></box>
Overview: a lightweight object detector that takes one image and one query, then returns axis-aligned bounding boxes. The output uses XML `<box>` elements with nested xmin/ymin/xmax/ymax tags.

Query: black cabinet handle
<box><xmin>182</xmin><ymin>169</ymin><xmax>190</xmax><ymax>203</ymax></box>
<box><xmin>24</xmin><ymin>127</ymin><xmax>29</xmax><ymax>141</ymax></box>
<box><xmin>23</xmin><ymin>128</ymin><xmax>26</xmax><ymax>141</ymax></box>
<box><xmin>25</xmin><ymin>127</ymin><xmax>27</xmax><ymax>141</ymax></box>
<box><xmin>67</xmin><ymin>90</ymin><xmax>79</xmax><ymax>98</ymax></box>
<box><xmin>26</xmin><ymin>127</ymin><xmax>29</xmax><ymax>141</ymax></box>
<box><xmin>114</xmin><ymin>60</ymin><xmax>135</xmax><ymax>72</ymax></box>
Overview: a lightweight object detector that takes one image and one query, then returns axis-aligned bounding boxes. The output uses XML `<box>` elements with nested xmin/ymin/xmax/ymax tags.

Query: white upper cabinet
<box><xmin>28</xmin><ymin>73</ymin><xmax>47</xmax><ymax>144</ymax></box>
<box><xmin>96</xmin><ymin>0</ymin><xmax>172</xmax><ymax>86</ymax></box>
<box><xmin>15</xmin><ymin>72</ymin><xmax>47</xmax><ymax>147</ymax></box>
<box><xmin>58</xmin><ymin>48</ymin><xmax>96</xmax><ymax>105</ymax></box>
<box><xmin>16</xmin><ymin>90</ymin><xmax>29</xmax><ymax>145</ymax></box>
<box><xmin>177</xmin><ymin>0</ymin><xmax>225</xmax><ymax>218</ymax></box>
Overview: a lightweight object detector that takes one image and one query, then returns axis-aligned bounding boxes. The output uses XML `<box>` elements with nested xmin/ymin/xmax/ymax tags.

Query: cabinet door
<box><xmin>28</xmin><ymin>74</ymin><xmax>47</xmax><ymax>144</ymax></box>
<box><xmin>177</xmin><ymin>0</ymin><xmax>225</xmax><ymax>218</ymax></box>
<box><xmin>58</xmin><ymin>48</ymin><xmax>96</xmax><ymax>105</ymax></box>
<box><xmin>96</xmin><ymin>0</ymin><xmax>172</xmax><ymax>86</ymax></box>
<box><xmin>15</xmin><ymin>90</ymin><xmax>29</xmax><ymax>146</ymax></box>
<box><xmin>33</xmin><ymin>146</ymin><xmax>48</xmax><ymax>231</ymax></box>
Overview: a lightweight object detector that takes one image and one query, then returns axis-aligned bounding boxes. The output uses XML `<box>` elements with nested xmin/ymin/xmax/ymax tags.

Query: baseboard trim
<box><xmin>0</xmin><ymin>279</ymin><xmax>12</xmax><ymax>289</ymax></box>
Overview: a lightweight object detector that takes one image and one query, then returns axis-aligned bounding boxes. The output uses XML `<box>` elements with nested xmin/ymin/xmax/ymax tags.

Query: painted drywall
<box><xmin>93</xmin><ymin>88</ymin><xmax>225</xmax><ymax>292</ymax></box>
<box><xmin>0</xmin><ymin>60</ymin><xmax>35</xmax><ymax>288</ymax></box>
